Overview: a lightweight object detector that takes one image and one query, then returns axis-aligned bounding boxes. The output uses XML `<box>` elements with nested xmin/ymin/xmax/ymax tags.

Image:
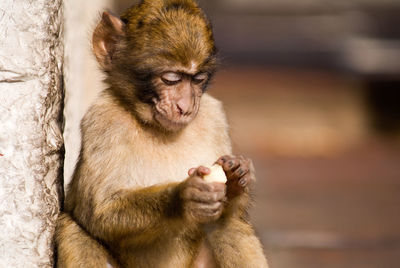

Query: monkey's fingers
<box><xmin>186</xmin><ymin>176</ymin><xmax>225</xmax><ymax>192</ymax></box>
<box><xmin>188</xmin><ymin>168</ymin><xmax>196</xmax><ymax>176</ymax></box>
<box><xmin>227</xmin><ymin>171</ymin><xmax>252</xmax><ymax>198</ymax></box>
<box><xmin>217</xmin><ymin>156</ymin><xmax>237</xmax><ymax>179</ymax></box>
<box><xmin>237</xmin><ymin>173</ymin><xmax>251</xmax><ymax>188</ymax></box>
<box><xmin>182</xmin><ymin>187</ymin><xmax>226</xmax><ymax>204</ymax></box>
<box><xmin>216</xmin><ymin>155</ymin><xmax>237</xmax><ymax>169</ymax></box>
<box><xmin>189</xmin><ymin>166</ymin><xmax>211</xmax><ymax>177</ymax></box>
<box><xmin>232</xmin><ymin>165</ymin><xmax>250</xmax><ymax>186</ymax></box>
<box><xmin>217</xmin><ymin>155</ymin><xmax>250</xmax><ymax>182</ymax></box>
<box><xmin>187</xmin><ymin>201</ymin><xmax>223</xmax><ymax>223</ymax></box>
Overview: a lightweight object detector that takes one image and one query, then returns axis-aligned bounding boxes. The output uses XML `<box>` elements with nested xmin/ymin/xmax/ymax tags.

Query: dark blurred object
<box><xmin>366</xmin><ymin>80</ymin><xmax>400</xmax><ymax>134</ymax></box>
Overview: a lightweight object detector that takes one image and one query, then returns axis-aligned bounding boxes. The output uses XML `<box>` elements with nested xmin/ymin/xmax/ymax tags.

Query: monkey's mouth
<box><xmin>152</xmin><ymin>98</ymin><xmax>200</xmax><ymax>132</ymax></box>
<box><xmin>154</xmin><ymin>112</ymin><xmax>194</xmax><ymax>132</ymax></box>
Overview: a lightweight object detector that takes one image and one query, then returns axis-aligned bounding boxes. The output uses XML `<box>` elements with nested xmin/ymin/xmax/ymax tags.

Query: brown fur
<box><xmin>56</xmin><ymin>0</ymin><xmax>268</xmax><ymax>267</ymax></box>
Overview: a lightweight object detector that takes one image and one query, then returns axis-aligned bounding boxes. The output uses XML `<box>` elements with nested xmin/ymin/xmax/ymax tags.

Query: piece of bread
<box><xmin>203</xmin><ymin>164</ymin><xmax>227</xmax><ymax>183</ymax></box>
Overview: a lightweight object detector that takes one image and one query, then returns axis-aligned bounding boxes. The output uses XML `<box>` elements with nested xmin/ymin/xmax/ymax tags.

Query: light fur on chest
<box><xmin>123</xmin><ymin>125</ymin><xmax>221</xmax><ymax>188</ymax></box>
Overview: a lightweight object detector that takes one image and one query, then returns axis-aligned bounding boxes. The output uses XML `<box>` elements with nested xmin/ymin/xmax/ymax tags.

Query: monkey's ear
<box><xmin>92</xmin><ymin>12</ymin><xmax>125</xmax><ymax>71</ymax></box>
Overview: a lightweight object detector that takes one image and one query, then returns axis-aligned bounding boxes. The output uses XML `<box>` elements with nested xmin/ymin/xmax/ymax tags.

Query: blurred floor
<box><xmin>211</xmin><ymin>66</ymin><xmax>400</xmax><ymax>268</ymax></box>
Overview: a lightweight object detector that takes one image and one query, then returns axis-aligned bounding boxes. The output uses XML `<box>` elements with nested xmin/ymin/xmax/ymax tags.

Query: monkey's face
<box><xmin>92</xmin><ymin>1</ymin><xmax>218</xmax><ymax>132</ymax></box>
<box><xmin>149</xmin><ymin>67</ymin><xmax>209</xmax><ymax>131</ymax></box>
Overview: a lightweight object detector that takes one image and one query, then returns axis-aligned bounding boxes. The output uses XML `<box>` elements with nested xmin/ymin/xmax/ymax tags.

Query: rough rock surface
<box><xmin>0</xmin><ymin>0</ymin><xmax>64</xmax><ymax>267</ymax></box>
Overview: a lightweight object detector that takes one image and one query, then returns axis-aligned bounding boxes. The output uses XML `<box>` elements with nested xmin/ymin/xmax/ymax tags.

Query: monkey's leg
<box><xmin>56</xmin><ymin>213</ymin><xmax>119</xmax><ymax>268</ymax></box>
<box><xmin>208</xmin><ymin>218</ymin><xmax>268</xmax><ymax>268</ymax></box>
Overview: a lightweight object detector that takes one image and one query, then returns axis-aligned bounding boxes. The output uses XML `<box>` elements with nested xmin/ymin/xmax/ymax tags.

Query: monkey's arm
<box><xmin>82</xmin><ymin>178</ymin><xmax>225</xmax><ymax>248</ymax></box>
<box><xmin>206</xmin><ymin>156</ymin><xmax>268</xmax><ymax>267</ymax></box>
<box><xmin>87</xmin><ymin>183</ymin><xmax>185</xmax><ymax>246</ymax></box>
<box><xmin>70</xmin><ymin>163</ymin><xmax>225</xmax><ymax>248</ymax></box>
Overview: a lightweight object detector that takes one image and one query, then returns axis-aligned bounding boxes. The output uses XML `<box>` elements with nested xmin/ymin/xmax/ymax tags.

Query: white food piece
<box><xmin>203</xmin><ymin>164</ymin><xmax>227</xmax><ymax>183</ymax></box>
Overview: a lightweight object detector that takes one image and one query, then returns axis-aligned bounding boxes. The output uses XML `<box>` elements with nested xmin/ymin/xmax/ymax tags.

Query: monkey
<box><xmin>56</xmin><ymin>0</ymin><xmax>268</xmax><ymax>267</ymax></box>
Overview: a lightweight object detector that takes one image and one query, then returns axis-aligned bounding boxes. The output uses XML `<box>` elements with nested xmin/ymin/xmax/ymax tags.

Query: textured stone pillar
<box><xmin>0</xmin><ymin>0</ymin><xmax>64</xmax><ymax>267</ymax></box>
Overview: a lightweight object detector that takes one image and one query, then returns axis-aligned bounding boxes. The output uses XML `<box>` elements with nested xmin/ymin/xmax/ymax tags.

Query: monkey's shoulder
<box><xmin>80</xmin><ymin>93</ymin><xmax>138</xmax><ymax>140</ymax></box>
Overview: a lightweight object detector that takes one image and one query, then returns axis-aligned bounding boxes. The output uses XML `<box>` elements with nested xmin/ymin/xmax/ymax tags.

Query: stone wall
<box><xmin>0</xmin><ymin>0</ymin><xmax>64</xmax><ymax>266</ymax></box>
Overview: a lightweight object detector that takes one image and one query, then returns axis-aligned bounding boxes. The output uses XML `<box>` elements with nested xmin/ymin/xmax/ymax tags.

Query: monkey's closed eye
<box><xmin>161</xmin><ymin>72</ymin><xmax>182</xmax><ymax>86</ymax></box>
<box><xmin>193</xmin><ymin>72</ymin><xmax>208</xmax><ymax>84</ymax></box>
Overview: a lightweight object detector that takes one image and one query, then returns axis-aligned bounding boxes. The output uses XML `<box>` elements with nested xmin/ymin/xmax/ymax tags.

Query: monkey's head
<box><xmin>92</xmin><ymin>0</ymin><xmax>218</xmax><ymax>132</ymax></box>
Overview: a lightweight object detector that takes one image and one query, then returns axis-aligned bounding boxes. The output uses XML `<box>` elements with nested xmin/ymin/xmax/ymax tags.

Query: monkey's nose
<box><xmin>176</xmin><ymin>99</ymin><xmax>191</xmax><ymax>116</ymax></box>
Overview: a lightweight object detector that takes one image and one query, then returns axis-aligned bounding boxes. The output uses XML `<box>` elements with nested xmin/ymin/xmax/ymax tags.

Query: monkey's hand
<box><xmin>180</xmin><ymin>166</ymin><xmax>226</xmax><ymax>224</ymax></box>
<box><xmin>216</xmin><ymin>155</ymin><xmax>255</xmax><ymax>199</ymax></box>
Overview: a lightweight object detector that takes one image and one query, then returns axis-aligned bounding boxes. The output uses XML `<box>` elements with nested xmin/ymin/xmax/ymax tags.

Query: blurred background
<box><xmin>64</xmin><ymin>0</ymin><xmax>400</xmax><ymax>267</ymax></box>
